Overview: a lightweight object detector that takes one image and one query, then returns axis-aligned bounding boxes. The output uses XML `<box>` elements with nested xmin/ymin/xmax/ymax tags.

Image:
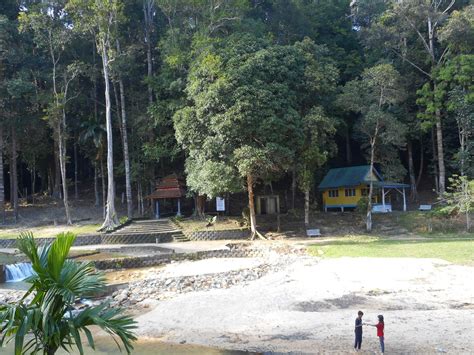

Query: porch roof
<box><xmin>373</xmin><ymin>181</ymin><xmax>410</xmax><ymax>189</ymax></box>
<box><xmin>146</xmin><ymin>173</ymin><xmax>186</xmax><ymax>199</ymax></box>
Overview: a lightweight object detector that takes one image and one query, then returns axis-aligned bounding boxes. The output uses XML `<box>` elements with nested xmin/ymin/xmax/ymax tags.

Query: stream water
<box><xmin>1</xmin><ymin>337</ymin><xmax>255</xmax><ymax>354</ymax></box>
<box><xmin>4</xmin><ymin>262</ymin><xmax>34</xmax><ymax>282</ymax></box>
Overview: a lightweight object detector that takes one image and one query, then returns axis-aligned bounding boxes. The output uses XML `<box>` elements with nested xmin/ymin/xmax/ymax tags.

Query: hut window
<box><xmin>345</xmin><ymin>188</ymin><xmax>356</xmax><ymax>197</ymax></box>
<box><xmin>328</xmin><ymin>190</ymin><xmax>339</xmax><ymax>198</ymax></box>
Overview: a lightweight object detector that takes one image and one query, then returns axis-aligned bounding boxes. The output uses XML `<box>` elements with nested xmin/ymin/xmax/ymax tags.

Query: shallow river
<box><xmin>2</xmin><ymin>337</ymin><xmax>253</xmax><ymax>354</ymax></box>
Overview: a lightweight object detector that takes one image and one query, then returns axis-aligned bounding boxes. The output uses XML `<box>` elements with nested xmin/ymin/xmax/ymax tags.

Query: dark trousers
<box><xmin>354</xmin><ymin>333</ymin><xmax>362</xmax><ymax>349</ymax></box>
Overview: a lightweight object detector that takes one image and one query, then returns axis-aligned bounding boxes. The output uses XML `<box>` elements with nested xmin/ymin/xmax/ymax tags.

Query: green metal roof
<box><xmin>318</xmin><ymin>165</ymin><xmax>381</xmax><ymax>189</ymax></box>
<box><xmin>373</xmin><ymin>181</ymin><xmax>410</xmax><ymax>189</ymax></box>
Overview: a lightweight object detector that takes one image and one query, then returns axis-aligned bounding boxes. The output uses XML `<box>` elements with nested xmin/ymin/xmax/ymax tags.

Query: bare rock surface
<box><xmin>134</xmin><ymin>257</ymin><xmax>474</xmax><ymax>354</ymax></box>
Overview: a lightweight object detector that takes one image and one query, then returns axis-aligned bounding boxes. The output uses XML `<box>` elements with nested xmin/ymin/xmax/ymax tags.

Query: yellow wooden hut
<box><xmin>318</xmin><ymin>165</ymin><xmax>409</xmax><ymax>212</ymax></box>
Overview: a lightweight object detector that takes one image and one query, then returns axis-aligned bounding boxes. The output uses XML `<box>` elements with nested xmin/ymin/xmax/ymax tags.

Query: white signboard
<box><xmin>216</xmin><ymin>197</ymin><xmax>225</xmax><ymax>211</ymax></box>
<box><xmin>216</xmin><ymin>197</ymin><xmax>225</xmax><ymax>212</ymax></box>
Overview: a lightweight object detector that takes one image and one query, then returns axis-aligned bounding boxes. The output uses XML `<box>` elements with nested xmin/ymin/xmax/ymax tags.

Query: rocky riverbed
<box><xmin>111</xmin><ymin>253</ymin><xmax>307</xmax><ymax>308</ymax></box>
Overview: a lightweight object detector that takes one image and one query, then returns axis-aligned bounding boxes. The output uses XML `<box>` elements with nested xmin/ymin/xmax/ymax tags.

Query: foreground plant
<box><xmin>0</xmin><ymin>232</ymin><xmax>136</xmax><ymax>354</ymax></box>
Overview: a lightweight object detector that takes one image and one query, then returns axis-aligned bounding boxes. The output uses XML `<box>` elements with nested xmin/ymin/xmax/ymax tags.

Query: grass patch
<box><xmin>308</xmin><ymin>235</ymin><xmax>474</xmax><ymax>265</ymax></box>
<box><xmin>175</xmin><ymin>217</ymin><xmax>246</xmax><ymax>233</ymax></box>
<box><xmin>0</xmin><ymin>224</ymin><xmax>101</xmax><ymax>239</ymax></box>
<box><xmin>396</xmin><ymin>211</ymin><xmax>468</xmax><ymax>234</ymax></box>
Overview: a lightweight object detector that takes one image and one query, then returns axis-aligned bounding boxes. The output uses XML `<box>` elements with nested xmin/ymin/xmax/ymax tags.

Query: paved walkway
<box><xmin>69</xmin><ymin>240</ymin><xmax>231</xmax><ymax>254</ymax></box>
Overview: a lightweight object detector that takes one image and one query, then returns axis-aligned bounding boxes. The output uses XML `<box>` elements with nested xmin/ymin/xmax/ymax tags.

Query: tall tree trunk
<box><xmin>143</xmin><ymin>0</ymin><xmax>154</xmax><ymax>106</ymax></box>
<box><xmin>407</xmin><ymin>141</ymin><xmax>417</xmax><ymax>200</ymax></box>
<box><xmin>58</xmin><ymin>114</ymin><xmax>72</xmax><ymax>225</ymax></box>
<box><xmin>100</xmin><ymin>157</ymin><xmax>106</xmax><ymax>218</ymax></box>
<box><xmin>11</xmin><ymin>127</ymin><xmax>18</xmax><ymax>223</ymax></box>
<box><xmin>291</xmin><ymin>165</ymin><xmax>296</xmax><ymax>210</ymax></box>
<box><xmin>47</xmin><ymin>165</ymin><xmax>53</xmax><ymax>196</ymax></box>
<box><xmin>247</xmin><ymin>174</ymin><xmax>265</xmax><ymax>240</ymax></box>
<box><xmin>143</xmin><ymin>0</ymin><xmax>156</xmax><ymax>195</ymax></box>
<box><xmin>94</xmin><ymin>162</ymin><xmax>100</xmax><ymax>207</ymax></box>
<box><xmin>304</xmin><ymin>188</ymin><xmax>310</xmax><ymax>227</ymax></box>
<box><xmin>195</xmin><ymin>195</ymin><xmax>205</xmax><ymax>217</ymax></box>
<box><xmin>366</xmin><ymin>137</ymin><xmax>377</xmax><ymax>232</ymax></box>
<box><xmin>0</xmin><ymin>126</ymin><xmax>4</xmax><ymax>224</ymax></box>
<box><xmin>247</xmin><ymin>174</ymin><xmax>257</xmax><ymax>237</ymax></box>
<box><xmin>137</xmin><ymin>181</ymin><xmax>144</xmax><ymax>216</ymax></box>
<box><xmin>9</xmin><ymin>155</ymin><xmax>13</xmax><ymax>212</ymax></box>
<box><xmin>31</xmin><ymin>166</ymin><xmax>35</xmax><ymax>204</ymax></box>
<box><xmin>74</xmin><ymin>138</ymin><xmax>78</xmax><ymax>199</ymax></box>
<box><xmin>53</xmin><ymin>142</ymin><xmax>61</xmax><ymax>199</ymax></box>
<box><xmin>116</xmin><ymin>40</ymin><xmax>133</xmax><ymax>219</ymax></box>
<box><xmin>100</xmin><ymin>41</ymin><xmax>119</xmax><ymax>230</ymax></box>
<box><xmin>345</xmin><ymin>126</ymin><xmax>352</xmax><ymax>165</ymax></box>
<box><xmin>416</xmin><ymin>137</ymin><xmax>424</xmax><ymax>188</ymax></box>
<box><xmin>435</xmin><ymin>107</ymin><xmax>446</xmax><ymax>194</ymax></box>
<box><xmin>431</xmin><ymin>127</ymin><xmax>439</xmax><ymax>193</ymax></box>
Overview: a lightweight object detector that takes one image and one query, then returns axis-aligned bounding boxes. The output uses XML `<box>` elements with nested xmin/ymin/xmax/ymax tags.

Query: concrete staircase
<box><xmin>106</xmin><ymin>219</ymin><xmax>189</xmax><ymax>243</ymax></box>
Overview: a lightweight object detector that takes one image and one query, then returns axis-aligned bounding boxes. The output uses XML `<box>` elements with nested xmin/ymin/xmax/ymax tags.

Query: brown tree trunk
<box><xmin>137</xmin><ymin>182</ymin><xmax>142</xmax><ymax>216</ymax></box>
<box><xmin>304</xmin><ymin>188</ymin><xmax>310</xmax><ymax>227</ymax></box>
<box><xmin>11</xmin><ymin>127</ymin><xmax>18</xmax><ymax>223</ymax></box>
<box><xmin>291</xmin><ymin>165</ymin><xmax>296</xmax><ymax>210</ymax></box>
<box><xmin>30</xmin><ymin>164</ymin><xmax>35</xmax><ymax>204</ymax></box>
<box><xmin>431</xmin><ymin>127</ymin><xmax>439</xmax><ymax>193</ymax></box>
<box><xmin>247</xmin><ymin>174</ymin><xmax>257</xmax><ymax>236</ymax></box>
<box><xmin>435</xmin><ymin>107</ymin><xmax>446</xmax><ymax>194</ymax></box>
<box><xmin>366</xmin><ymin>140</ymin><xmax>376</xmax><ymax>233</ymax></box>
<box><xmin>196</xmin><ymin>195</ymin><xmax>206</xmax><ymax>217</ymax></box>
<box><xmin>143</xmin><ymin>0</ymin><xmax>154</xmax><ymax>106</ymax></box>
<box><xmin>116</xmin><ymin>40</ymin><xmax>133</xmax><ymax>220</ymax></box>
<box><xmin>58</xmin><ymin>111</ymin><xmax>72</xmax><ymax>225</ymax></box>
<box><xmin>345</xmin><ymin>126</ymin><xmax>352</xmax><ymax>165</ymax></box>
<box><xmin>247</xmin><ymin>174</ymin><xmax>265</xmax><ymax>240</ymax></box>
<box><xmin>53</xmin><ymin>142</ymin><xmax>61</xmax><ymax>199</ymax></box>
<box><xmin>416</xmin><ymin>137</ymin><xmax>424</xmax><ymax>188</ymax></box>
<box><xmin>94</xmin><ymin>162</ymin><xmax>100</xmax><ymax>207</ymax></box>
<box><xmin>407</xmin><ymin>141</ymin><xmax>417</xmax><ymax>200</ymax></box>
<box><xmin>74</xmin><ymin>138</ymin><xmax>78</xmax><ymax>199</ymax></box>
<box><xmin>0</xmin><ymin>125</ymin><xmax>4</xmax><ymax>223</ymax></box>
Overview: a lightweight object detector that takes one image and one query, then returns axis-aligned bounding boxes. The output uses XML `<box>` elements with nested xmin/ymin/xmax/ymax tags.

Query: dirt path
<box><xmin>135</xmin><ymin>257</ymin><xmax>474</xmax><ymax>354</ymax></box>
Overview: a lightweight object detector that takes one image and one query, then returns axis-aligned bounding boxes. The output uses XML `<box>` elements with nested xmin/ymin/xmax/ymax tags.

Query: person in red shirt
<box><xmin>367</xmin><ymin>314</ymin><xmax>385</xmax><ymax>354</ymax></box>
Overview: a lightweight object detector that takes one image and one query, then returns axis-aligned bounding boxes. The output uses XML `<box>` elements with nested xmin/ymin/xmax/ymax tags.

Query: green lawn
<box><xmin>0</xmin><ymin>224</ymin><xmax>101</xmax><ymax>239</ymax></box>
<box><xmin>308</xmin><ymin>235</ymin><xmax>474</xmax><ymax>265</ymax></box>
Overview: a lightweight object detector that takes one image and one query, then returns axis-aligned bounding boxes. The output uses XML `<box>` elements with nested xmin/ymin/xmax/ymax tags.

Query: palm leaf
<box><xmin>1</xmin><ymin>232</ymin><xmax>137</xmax><ymax>354</ymax></box>
<box><xmin>48</xmin><ymin>232</ymin><xmax>76</xmax><ymax>280</ymax></box>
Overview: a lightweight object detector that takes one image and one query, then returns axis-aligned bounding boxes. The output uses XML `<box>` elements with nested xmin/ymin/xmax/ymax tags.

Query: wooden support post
<box><xmin>155</xmin><ymin>200</ymin><xmax>160</xmax><ymax>219</ymax></box>
<box><xmin>382</xmin><ymin>187</ymin><xmax>385</xmax><ymax>212</ymax></box>
<box><xmin>177</xmin><ymin>199</ymin><xmax>181</xmax><ymax>216</ymax></box>
<box><xmin>403</xmin><ymin>188</ymin><xmax>407</xmax><ymax>212</ymax></box>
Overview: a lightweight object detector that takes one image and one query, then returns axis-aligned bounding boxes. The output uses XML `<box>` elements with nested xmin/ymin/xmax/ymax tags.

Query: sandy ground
<box><xmin>135</xmin><ymin>257</ymin><xmax>474</xmax><ymax>354</ymax></box>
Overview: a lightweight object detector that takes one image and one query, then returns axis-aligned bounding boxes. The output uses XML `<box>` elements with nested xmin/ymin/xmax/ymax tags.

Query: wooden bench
<box><xmin>419</xmin><ymin>204</ymin><xmax>432</xmax><ymax>211</ymax></box>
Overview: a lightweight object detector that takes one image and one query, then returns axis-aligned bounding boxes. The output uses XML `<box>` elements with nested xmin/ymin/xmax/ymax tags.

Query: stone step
<box><xmin>117</xmin><ymin>228</ymin><xmax>178</xmax><ymax>233</ymax></box>
<box><xmin>112</xmin><ymin>230</ymin><xmax>180</xmax><ymax>236</ymax></box>
<box><xmin>172</xmin><ymin>233</ymin><xmax>190</xmax><ymax>242</ymax></box>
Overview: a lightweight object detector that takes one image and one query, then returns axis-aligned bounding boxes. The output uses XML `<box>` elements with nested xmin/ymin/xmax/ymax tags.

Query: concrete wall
<box><xmin>187</xmin><ymin>229</ymin><xmax>249</xmax><ymax>241</ymax></box>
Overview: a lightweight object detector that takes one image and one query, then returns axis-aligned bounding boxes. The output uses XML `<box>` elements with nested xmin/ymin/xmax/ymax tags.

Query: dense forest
<box><xmin>0</xmin><ymin>0</ymin><xmax>472</xmax><ymax>232</ymax></box>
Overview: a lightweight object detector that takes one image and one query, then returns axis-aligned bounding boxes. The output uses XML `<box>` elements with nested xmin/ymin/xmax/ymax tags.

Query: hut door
<box><xmin>267</xmin><ymin>197</ymin><xmax>277</xmax><ymax>214</ymax></box>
